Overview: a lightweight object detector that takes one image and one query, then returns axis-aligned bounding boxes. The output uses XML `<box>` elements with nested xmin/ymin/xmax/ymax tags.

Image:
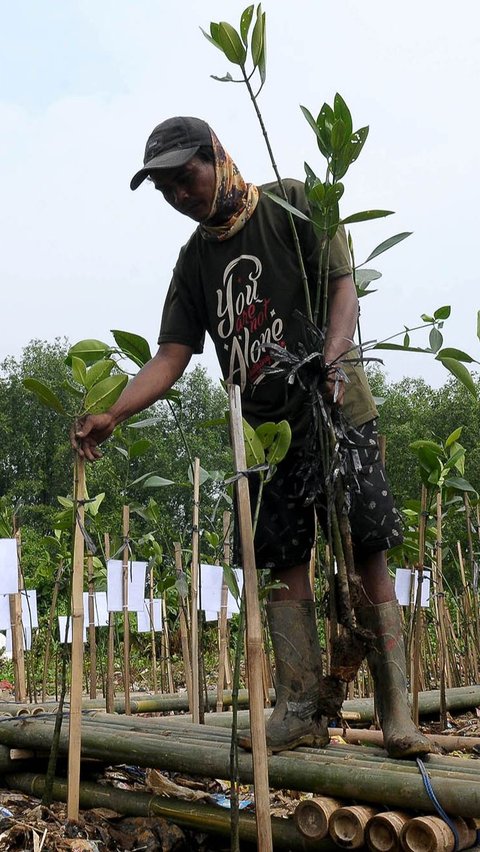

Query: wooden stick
<box><xmin>10</xmin><ymin>530</ymin><xmax>26</xmax><ymax>703</ymax></box>
<box><xmin>104</xmin><ymin>534</ymin><xmax>115</xmax><ymax>713</ymax></box>
<box><xmin>411</xmin><ymin>486</ymin><xmax>427</xmax><ymax>725</ymax></box>
<box><xmin>122</xmin><ymin>507</ymin><xmax>131</xmax><ymax>716</ymax></box>
<box><xmin>87</xmin><ymin>554</ymin><xmax>97</xmax><ymax>700</ymax></box>
<box><xmin>190</xmin><ymin>458</ymin><xmax>200</xmax><ymax>724</ymax></box>
<box><xmin>67</xmin><ymin>454</ymin><xmax>86</xmax><ymax>820</ymax></box>
<box><xmin>174</xmin><ymin>543</ymin><xmax>192</xmax><ymax>706</ymax></box>
<box><xmin>216</xmin><ymin>512</ymin><xmax>231</xmax><ymax>713</ymax></box>
<box><xmin>161</xmin><ymin>596</ymin><xmax>175</xmax><ymax>695</ymax></box>
<box><xmin>228</xmin><ymin>383</ymin><xmax>272</xmax><ymax>851</ymax></box>
<box><xmin>149</xmin><ymin>564</ymin><xmax>158</xmax><ymax>694</ymax></box>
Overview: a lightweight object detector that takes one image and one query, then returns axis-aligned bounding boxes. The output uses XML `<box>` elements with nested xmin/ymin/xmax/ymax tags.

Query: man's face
<box><xmin>148</xmin><ymin>156</ymin><xmax>216</xmax><ymax>222</ymax></box>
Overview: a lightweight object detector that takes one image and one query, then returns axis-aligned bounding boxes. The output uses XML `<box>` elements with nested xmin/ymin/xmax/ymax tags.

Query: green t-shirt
<box><xmin>159</xmin><ymin>178</ymin><xmax>377</xmax><ymax>445</ymax></box>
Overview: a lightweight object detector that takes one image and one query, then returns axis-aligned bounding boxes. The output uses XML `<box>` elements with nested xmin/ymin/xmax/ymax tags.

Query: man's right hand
<box><xmin>72</xmin><ymin>412</ymin><xmax>117</xmax><ymax>462</ymax></box>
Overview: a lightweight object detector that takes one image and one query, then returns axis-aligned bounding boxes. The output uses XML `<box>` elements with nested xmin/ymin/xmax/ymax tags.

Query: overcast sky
<box><xmin>2</xmin><ymin>0</ymin><xmax>478</xmax><ymax>387</ymax></box>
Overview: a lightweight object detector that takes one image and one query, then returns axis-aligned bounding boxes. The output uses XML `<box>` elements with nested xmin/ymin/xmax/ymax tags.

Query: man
<box><xmin>75</xmin><ymin>116</ymin><xmax>432</xmax><ymax>758</ymax></box>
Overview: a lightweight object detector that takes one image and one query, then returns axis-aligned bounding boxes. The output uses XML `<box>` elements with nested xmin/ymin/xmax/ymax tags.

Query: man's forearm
<box><xmin>324</xmin><ymin>275</ymin><xmax>359</xmax><ymax>364</ymax></box>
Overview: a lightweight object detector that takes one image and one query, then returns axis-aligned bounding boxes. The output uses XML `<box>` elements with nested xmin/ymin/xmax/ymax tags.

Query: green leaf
<box><xmin>445</xmin><ymin>427</ymin><xmax>463</xmax><ymax>448</ymax></box>
<box><xmin>410</xmin><ymin>439</ymin><xmax>444</xmax><ymax>456</ymax></box>
<box><xmin>374</xmin><ymin>343</ymin><xmax>429</xmax><ymax>353</ymax></box>
<box><xmin>362</xmin><ymin>232</ymin><xmax>412</xmax><ymax>265</ymax></box>
<box><xmin>307</xmin><ymin>181</ymin><xmax>325</xmax><ymax>206</ymax></box>
<box><xmin>200</xmin><ymin>24</ymin><xmax>223</xmax><ymax>52</ymax></box>
<box><xmin>444</xmin><ymin>476</ymin><xmax>478</xmax><ymax>494</ymax></box>
<box><xmin>223</xmin><ymin>563</ymin><xmax>241</xmax><ymax>603</ymax></box>
<box><xmin>188</xmin><ymin>464</ymin><xmax>211</xmax><ymax>486</ymax></box>
<box><xmin>251</xmin><ymin>5</ymin><xmax>264</xmax><ymax>66</ymax></box>
<box><xmin>128</xmin><ymin>438</ymin><xmax>152</xmax><ymax>460</ymax></box>
<box><xmin>67</xmin><ymin>339</ymin><xmax>110</xmax><ymax>365</ymax></box>
<box><xmin>243</xmin><ymin>419</ymin><xmax>265</xmax><ymax>468</ymax></box>
<box><xmin>257</xmin><ymin>12</ymin><xmax>267</xmax><ymax>84</ymax></box>
<box><xmin>127</xmin><ymin>471</ymin><xmax>157</xmax><ymax>488</ymax></box>
<box><xmin>477</xmin><ymin>309</ymin><xmax>480</xmax><ymax>342</ymax></box>
<box><xmin>217</xmin><ymin>21</ymin><xmax>247</xmax><ymax>64</ymax></box>
<box><xmin>143</xmin><ymin>476</ymin><xmax>175</xmax><ymax>488</ymax></box>
<box><xmin>240</xmin><ymin>4</ymin><xmax>254</xmax><ymax>44</ymax></box>
<box><xmin>300</xmin><ymin>105</ymin><xmax>326</xmax><ymax>151</ymax></box>
<box><xmin>256</xmin><ymin>420</ymin><xmax>291</xmax><ymax>466</ymax></box>
<box><xmin>433</xmin><ymin>305</ymin><xmax>451</xmax><ymax>320</ymax></box>
<box><xmin>341</xmin><ymin>210</ymin><xmax>394</xmax><ymax>225</ymax></box>
<box><xmin>86</xmin><ymin>492</ymin><xmax>105</xmax><ymax>517</ymax></box>
<box><xmin>435</xmin><ymin>348</ymin><xmax>476</xmax><ymax>363</ymax></box>
<box><xmin>57</xmin><ymin>496</ymin><xmax>73</xmax><ymax>509</ymax></box>
<box><xmin>355</xmin><ymin>268</ymin><xmax>382</xmax><ymax>289</ymax></box>
<box><xmin>111</xmin><ymin>330</ymin><xmax>152</xmax><ymax>368</ymax></box>
<box><xmin>113</xmin><ymin>446</ymin><xmax>129</xmax><ymax>459</ymax></box>
<box><xmin>71</xmin><ymin>356</ymin><xmax>87</xmax><ymax>387</ymax></box>
<box><xmin>403</xmin><ymin>332</ymin><xmax>410</xmax><ymax>347</ymax></box>
<box><xmin>83</xmin><ymin>374</ymin><xmax>128</xmax><ymax>414</ymax></box>
<box><xmin>331</xmin><ymin>118</ymin><xmax>347</xmax><ymax>152</ymax></box>
<box><xmin>262</xmin><ymin>191</ymin><xmax>310</xmax><ymax>221</ymax></box>
<box><xmin>325</xmin><ymin>182</ymin><xmax>344</xmax><ymax>205</ymax></box>
<box><xmin>85</xmin><ymin>359</ymin><xmax>115</xmax><ymax>390</ymax></box>
<box><xmin>22</xmin><ymin>379</ymin><xmax>66</xmax><ymax>414</ymax></box>
<box><xmin>438</xmin><ymin>357</ymin><xmax>477</xmax><ymax>398</ymax></box>
<box><xmin>333</xmin><ymin>93</ymin><xmax>353</xmax><ymax>139</ymax></box>
<box><xmin>429</xmin><ymin>327</ymin><xmax>443</xmax><ymax>353</ymax></box>
<box><xmin>211</xmin><ymin>73</ymin><xmax>234</xmax><ymax>83</ymax></box>
<box><xmin>421</xmin><ymin>314</ymin><xmax>434</xmax><ymax>323</ymax></box>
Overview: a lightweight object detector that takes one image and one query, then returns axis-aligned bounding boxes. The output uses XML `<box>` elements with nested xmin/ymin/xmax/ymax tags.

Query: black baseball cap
<box><xmin>130</xmin><ymin>116</ymin><xmax>212</xmax><ymax>190</ymax></box>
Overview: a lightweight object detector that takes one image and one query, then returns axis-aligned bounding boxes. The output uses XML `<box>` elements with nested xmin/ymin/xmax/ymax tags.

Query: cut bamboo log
<box><xmin>229</xmin><ymin>383</ymin><xmax>273</xmax><ymax>851</ymax></box>
<box><xmin>67</xmin><ymin>454</ymin><xmax>86</xmax><ymax>820</ymax></box>
<box><xmin>400</xmin><ymin>816</ymin><xmax>477</xmax><ymax>852</ymax></box>
<box><xmin>4</xmin><ymin>772</ymin><xmax>333</xmax><ymax>851</ymax></box>
<box><xmin>294</xmin><ymin>796</ymin><xmax>344</xmax><ymax>841</ymax></box>
<box><xmin>365</xmin><ymin>811</ymin><xmax>411</xmax><ymax>852</ymax></box>
<box><xmin>329</xmin><ymin>805</ymin><xmax>379</xmax><ymax>848</ymax></box>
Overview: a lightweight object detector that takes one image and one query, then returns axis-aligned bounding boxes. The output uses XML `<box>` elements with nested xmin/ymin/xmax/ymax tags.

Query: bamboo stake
<box><xmin>42</xmin><ymin>559</ymin><xmax>65</xmax><ymax>702</ymax></box>
<box><xmin>149</xmin><ymin>563</ymin><xmax>158</xmax><ymax>694</ymax></box>
<box><xmin>174</xmin><ymin>543</ymin><xmax>192</xmax><ymax>706</ymax></box>
<box><xmin>216</xmin><ymin>512</ymin><xmax>231</xmax><ymax>713</ymax></box>
<box><xmin>122</xmin><ymin>507</ymin><xmax>131</xmax><ymax>716</ymax></box>
<box><xmin>10</xmin><ymin>530</ymin><xmax>26</xmax><ymax>702</ymax></box>
<box><xmin>228</xmin><ymin>383</ymin><xmax>273</xmax><ymax>852</ymax></box>
<box><xmin>67</xmin><ymin>454</ymin><xmax>86</xmax><ymax>820</ymax></box>
<box><xmin>411</xmin><ymin>486</ymin><xmax>427</xmax><ymax>725</ymax></box>
<box><xmin>161</xmin><ymin>597</ymin><xmax>175</xmax><ymax>695</ymax></box>
<box><xmin>435</xmin><ymin>493</ymin><xmax>448</xmax><ymax>725</ymax></box>
<box><xmin>105</xmin><ymin>534</ymin><xmax>115</xmax><ymax>713</ymax></box>
<box><xmin>190</xmin><ymin>457</ymin><xmax>201</xmax><ymax>724</ymax></box>
<box><xmin>87</xmin><ymin>554</ymin><xmax>97</xmax><ymax>700</ymax></box>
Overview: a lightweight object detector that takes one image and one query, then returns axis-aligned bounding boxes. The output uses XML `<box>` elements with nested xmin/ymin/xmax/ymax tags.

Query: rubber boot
<box><xmin>238</xmin><ymin>600</ymin><xmax>329</xmax><ymax>753</ymax></box>
<box><xmin>356</xmin><ymin>600</ymin><xmax>433</xmax><ymax>759</ymax></box>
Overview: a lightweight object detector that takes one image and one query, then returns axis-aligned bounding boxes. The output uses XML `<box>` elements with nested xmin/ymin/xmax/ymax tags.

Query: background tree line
<box><xmin>1</xmin><ymin>339</ymin><xmax>479</xmax><ymax>599</ymax></box>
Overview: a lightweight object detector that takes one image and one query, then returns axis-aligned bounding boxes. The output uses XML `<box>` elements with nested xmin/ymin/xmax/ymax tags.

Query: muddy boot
<box><xmin>356</xmin><ymin>600</ymin><xmax>433</xmax><ymax>759</ymax></box>
<box><xmin>238</xmin><ymin>600</ymin><xmax>329</xmax><ymax>753</ymax></box>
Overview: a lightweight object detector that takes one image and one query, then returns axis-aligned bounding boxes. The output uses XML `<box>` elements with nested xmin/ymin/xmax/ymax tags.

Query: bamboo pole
<box><xmin>411</xmin><ymin>486</ymin><xmax>428</xmax><ymax>725</ymax></box>
<box><xmin>121</xmin><ymin>507</ymin><xmax>131</xmax><ymax>716</ymax></box>
<box><xmin>104</xmin><ymin>534</ymin><xmax>115</xmax><ymax>712</ymax></box>
<box><xmin>161</xmin><ymin>597</ymin><xmax>175</xmax><ymax>695</ymax></box>
<box><xmin>174</xmin><ymin>543</ymin><xmax>192</xmax><ymax>706</ymax></box>
<box><xmin>190</xmin><ymin>457</ymin><xmax>201</xmax><ymax>724</ymax></box>
<box><xmin>228</xmin><ymin>383</ymin><xmax>273</xmax><ymax>851</ymax></box>
<box><xmin>216</xmin><ymin>511</ymin><xmax>231</xmax><ymax>713</ymax></box>
<box><xmin>3</xmin><ymin>718</ymin><xmax>480</xmax><ymax>817</ymax></box>
<box><xmin>67</xmin><ymin>455</ymin><xmax>86</xmax><ymax>820</ymax></box>
<box><xmin>42</xmin><ymin>559</ymin><xmax>65</xmax><ymax>702</ymax></box>
<box><xmin>10</xmin><ymin>530</ymin><xmax>26</xmax><ymax>703</ymax></box>
<box><xmin>149</xmin><ymin>563</ymin><xmax>158</xmax><ymax>694</ymax></box>
<box><xmin>87</xmin><ymin>554</ymin><xmax>97</xmax><ymax>700</ymax></box>
<box><xmin>5</xmin><ymin>772</ymin><xmax>328</xmax><ymax>851</ymax></box>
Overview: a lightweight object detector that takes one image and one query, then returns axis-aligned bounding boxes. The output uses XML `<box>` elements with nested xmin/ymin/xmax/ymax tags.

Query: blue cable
<box><xmin>416</xmin><ymin>758</ymin><xmax>460</xmax><ymax>851</ymax></box>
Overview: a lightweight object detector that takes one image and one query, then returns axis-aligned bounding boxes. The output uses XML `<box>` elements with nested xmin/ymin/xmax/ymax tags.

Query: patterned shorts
<box><xmin>242</xmin><ymin>419</ymin><xmax>403</xmax><ymax>571</ymax></box>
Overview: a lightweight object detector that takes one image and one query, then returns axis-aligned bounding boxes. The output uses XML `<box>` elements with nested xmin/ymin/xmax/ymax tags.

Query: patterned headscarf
<box><xmin>199</xmin><ymin>129</ymin><xmax>259</xmax><ymax>242</ymax></box>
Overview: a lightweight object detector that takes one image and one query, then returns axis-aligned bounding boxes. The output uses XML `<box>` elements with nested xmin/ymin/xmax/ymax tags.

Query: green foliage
<box><xmin>203</xmin><ymin>5</ymin><xmax>266</xmax><ymax>92</ymax></box>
